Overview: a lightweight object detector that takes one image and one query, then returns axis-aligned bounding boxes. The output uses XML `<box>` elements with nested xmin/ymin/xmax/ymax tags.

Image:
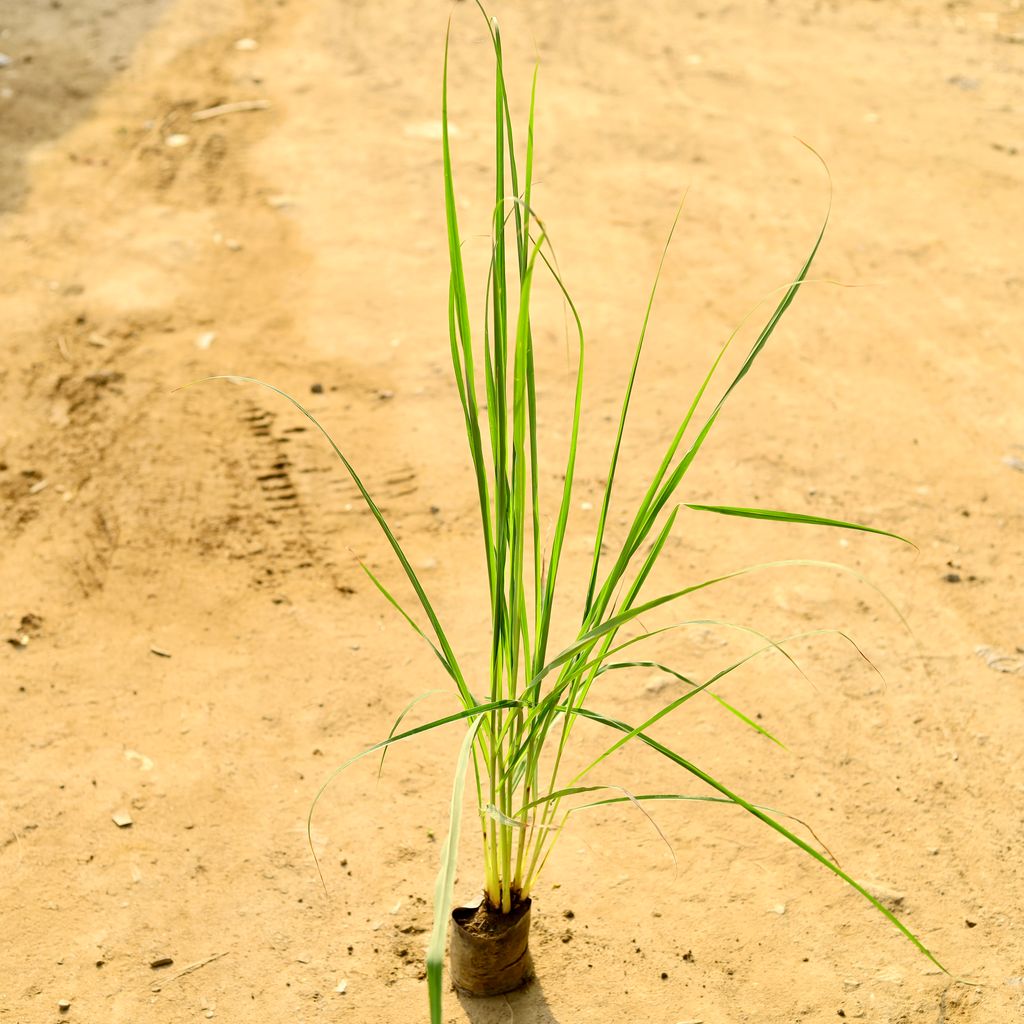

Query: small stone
<box><xmin>112</xmin><ymin>811</ymin><xmax>133</xmax><ymax>828</ymax></box>
<box><xmin>58</xmin><ymin>1000</ymin><xmax>71</xmax><ymax>1013</ymax></box>
<box><xmin>310</xmin><ymin>383</ymin><xmax>324</xmax><ymax>394</ymax></box>
<box><xmin>195</xmin><ymin>331</ymin><xmax>216</xmax><ymax>350</ymax></box>
<box><xmin>150</xmin><ymin>646</ymin><xmax>172</xmax><ymax>658</ymax></box>
<box><xmin>644</xmin><ymin>674</ymin><xmax>672</xmax><ymax>695</ymax></box>
<box><xmin>335</xmin><ymin>979</ymin><xmax>347</xmax><ymax>994</ymax></box>
<box><xmin>165</xmin><ymin>133</ymin><xmax>190</xmax><ymax>148</ymax></box>
<box><xmin>843</xmin><ymin>979</ymin><xmax>860</xmax><ymax>990</ymax></box>
<box><xmin>769</xmin><ymin>903</ymin><xmax>787</xmax><ymax>915</ymax></box>
<box><xmin>149</xmin><ymin>956</ymin><xmax>173</xmax><ymax>969</ymax></box>
<box><xmin>125</xmin><ymin>750</ymin><xmax>154</xmax><ymax>771</ymax></box>
<box><xmin>864</xmin><ymin>881</ymin><xmax>905</xmax><ymax>912</ymax></box>
<box><xmin>874</xmin><ymin>966</ymin><xmax>903</xmax><ymax>985</ymax></box>
<box><xmin>942</xmin><ymin>572</ymin><xmax>962</xmax><ymax>583</ymax></box>
<box><xmin>234</xmin><ymin>38</ymin><xmax>259</xmax><ymax>50</ymax></box>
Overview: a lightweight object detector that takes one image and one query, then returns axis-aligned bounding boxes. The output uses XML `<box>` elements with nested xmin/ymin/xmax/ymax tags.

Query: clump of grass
<box><xmin>192</xmin><ymin>5</ymin><xmax>945</xmax><ymax>1021</ymax></box>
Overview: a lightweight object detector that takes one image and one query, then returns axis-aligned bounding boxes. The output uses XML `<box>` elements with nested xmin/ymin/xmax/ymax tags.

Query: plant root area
<box><xmin>1</xmin><ymin>1</ymin><xmax>1021</xmax><ymax>1022</ymax></box>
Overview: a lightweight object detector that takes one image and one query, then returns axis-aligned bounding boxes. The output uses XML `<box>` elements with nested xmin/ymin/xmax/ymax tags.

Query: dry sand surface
<box><xmin>2</xmin><ymin>1</ymin><xmax>1023</xmax><ymax>1021</ymax></box>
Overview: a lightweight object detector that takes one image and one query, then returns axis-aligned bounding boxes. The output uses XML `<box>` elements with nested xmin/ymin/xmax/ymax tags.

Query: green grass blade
<box><xmin>534</xmin><ymin>556</ymin><xmax>909</xmax><ymax>698</ymax></box>
<box><xmin>532</xmin><ymin>244</ymin><xmax>586</xmax><ymax>670</ymax></box>
<box><xmin>377</xmin><ymin>689</ymin><xmax>448</xmax><ymax>780</ymax></box>
<box><xmin>566</xmin><ymin>703</ymin><xmax>948</xmax><ymax>973</ymax></box>
<box><xmin>596</xmin><ymin>659</ymin><xmax>786</xmax><ymax>747</ymax></box>
<box><xmin>307</xmin><ymin>699</ymin><xmax>523</xmax><ymax>890</ymax></box>
<box><xmin>181</xmin><ymin>375</ymin><xmax>472</xmax><ymax>704</ymax></box>
<box><xmin>584</xmin><ymin>197</ymin><xmax>687</xmax><ymax>617</ymax></box>
<box><xmin>589</xmin><ymin>152</ymin><xmax>832</xmax><ymax>623</ymax></box>
<box><xmin>519</xmin><ymin>787</ymin><xmax>839</xmax><ymax>862</ymax></box>
<box><xmin>685</xmin><ymin>504</ymin><xmax>915</xmax><ymax>546</ymax></box>
<box><xmin>359</xmin><ymin>562</ymin><xmax>459</xmax><ymax>684</ymax></box>
<box><xmin>443</xmin><ymin>27</ymin><xmax>496</xmax><ymax>593</ymax></box>
<box><xmin>427</xmin><ymin>717</ymin><xmax>483</xmax><ymax>1024</ymax></box>
<box><xmin>575</xmin><ymin>638</ymin><xmax>804</xmax><ymax>782</ymax></box>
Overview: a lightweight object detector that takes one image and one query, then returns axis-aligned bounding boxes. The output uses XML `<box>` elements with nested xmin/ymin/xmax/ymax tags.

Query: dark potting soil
<box><xmin>453</xmin><ymin>896</ymin><xmax>531</xmax><ymax>938</ymax></box>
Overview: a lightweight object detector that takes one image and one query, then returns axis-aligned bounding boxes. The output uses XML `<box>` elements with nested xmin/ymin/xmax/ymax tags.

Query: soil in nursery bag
<box><xmin>450</xmin><ymin>897</ymin><xmax>533</xmax><ymax>996</ymax></box>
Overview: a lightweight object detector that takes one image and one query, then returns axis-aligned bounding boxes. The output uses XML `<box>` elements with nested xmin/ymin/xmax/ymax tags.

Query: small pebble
<box><xmin>165</xmin><ymin>133</ymin><xmax>190</xmax><ymax>148</ymax></box>
<box><xmin>150</xmin><ymin>956</ymin><xmax>173</xmax><ymax>969</ymax></box>
<box><xmin>112</xmin><ymin>811</ymin><xmax>133</xmax><ymax>828</ymax></box>
<box><xmin>310</xmin><ymin>383</ymin><xmax>324</xmax><ymax>394</ymax></box>
<box><xmin>234</xmin><ymin>38</ymin><xmax>259</xmax><ymax>50</ymax></box>
<box><xmin>58</xmin><ymin>1000</ymin><xmax>70</xmax><ymax>1013</ymax></box>
<box><xmin>150</xmin><ymin>646</ymin><xmax>172</xmax><ymax>658</ymax></box>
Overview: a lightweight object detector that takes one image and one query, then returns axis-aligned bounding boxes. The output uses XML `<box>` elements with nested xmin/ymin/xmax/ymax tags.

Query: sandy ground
<box><xmin>2</xmin><ymin>1</ymin><xmax>1023</xmax><ymax>1022</ymax></box>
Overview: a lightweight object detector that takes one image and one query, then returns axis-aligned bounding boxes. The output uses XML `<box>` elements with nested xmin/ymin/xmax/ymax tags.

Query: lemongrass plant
<box><xmin>203</xmin><ymin>6</ymin><xmax>945</xmax><ymax>1021</ymax></box>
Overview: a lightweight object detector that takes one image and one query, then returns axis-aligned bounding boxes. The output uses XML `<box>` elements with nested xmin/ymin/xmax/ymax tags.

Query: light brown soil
<box><xmin>2</xmin><ymin>1</ymin><xmax>1022</xmax><ymax>1022</ymax></box>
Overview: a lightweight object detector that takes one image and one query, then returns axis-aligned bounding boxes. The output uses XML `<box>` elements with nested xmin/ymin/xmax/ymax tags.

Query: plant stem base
<box><xmin>450</xmin><ymin>897</ymin><xmax>533</xmax><ymax>997</ymax></box>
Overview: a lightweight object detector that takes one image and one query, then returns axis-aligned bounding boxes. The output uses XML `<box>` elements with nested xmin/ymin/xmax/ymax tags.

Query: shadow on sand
<box><xmin>456</xmin><ymin>975</ymin><xmax>563</xmax><ymax>1023</ymax></box>
<box><xmin>0</xmin><ymin>0</ymin><xmax>174</xmax><ymax>213</ymax></box>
